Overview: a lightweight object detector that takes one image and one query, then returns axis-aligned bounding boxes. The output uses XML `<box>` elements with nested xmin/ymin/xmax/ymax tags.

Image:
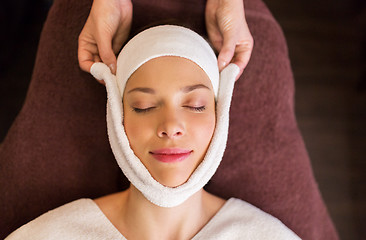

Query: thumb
<box><xmin>217</xmin><ymin>35</ymin><xmax>236</xmax><ymax>71</ymax></box>
<box><xmin>96</xmin><ymin>32</ymin><xmax>117</xmax><ymax>74</ymax></box>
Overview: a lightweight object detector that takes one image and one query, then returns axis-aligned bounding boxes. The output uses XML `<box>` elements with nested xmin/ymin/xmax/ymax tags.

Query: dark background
<box><xmin>1</xmin><ymin>0</ymin><xmax>365</xmax><ymax>239</ymax></box>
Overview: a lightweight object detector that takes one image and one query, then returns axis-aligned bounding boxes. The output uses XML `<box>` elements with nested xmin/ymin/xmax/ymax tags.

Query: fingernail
<box><xmin>109</xmin><ymin>63</ymin><xmax>116</xmax><ymax>74</ymax></box>
<box><xmin>219</xmin><ymin>61</ymin><xmax>226</xmax><ymax>70</ymax></box>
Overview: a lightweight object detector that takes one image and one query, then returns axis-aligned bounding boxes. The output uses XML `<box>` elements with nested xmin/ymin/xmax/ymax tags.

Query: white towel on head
<box><xmin>115</xmin><ymin>25</ymin><xmax>220</xmax><ymax>98</ymax></box>
<box><xmin>91</xmin><ymin>25</ymin><xmax>239</xmax><ymax>207</ymax></box>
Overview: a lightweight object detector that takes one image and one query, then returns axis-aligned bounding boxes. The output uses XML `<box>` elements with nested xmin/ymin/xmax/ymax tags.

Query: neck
<box><xmin>118</xmin><ymin>185</ymin><xmax>222</xmax><ymax>240</ymax></box>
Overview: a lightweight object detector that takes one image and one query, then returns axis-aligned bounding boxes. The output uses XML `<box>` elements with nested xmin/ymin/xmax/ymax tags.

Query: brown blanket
<box><xmin>0</xmin><ymin>0</ymin><xmax>338</xmax><ymax>239</ymax></box>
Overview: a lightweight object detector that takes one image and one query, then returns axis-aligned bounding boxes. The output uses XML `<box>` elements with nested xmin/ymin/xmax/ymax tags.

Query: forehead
<box><xmin>125</xmin><ymin>56</ymin><xmax>213</xmax><ymax>90</ymax></box>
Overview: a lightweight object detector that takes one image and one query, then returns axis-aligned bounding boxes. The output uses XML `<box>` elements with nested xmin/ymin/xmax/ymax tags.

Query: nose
<box><xmin>157</xmin><ymin>108</ymin><xmax>185</xmax><ymax>139</ymax></box>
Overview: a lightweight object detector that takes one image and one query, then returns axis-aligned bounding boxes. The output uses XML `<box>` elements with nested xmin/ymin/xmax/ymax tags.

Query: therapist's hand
<box><xmin>206</xmin><ymin>0</ymin><xmax>254</xmax><ymax>80</ymax></box>
<box><xmin>78</xmin><ymin>0</ymin><xmax>132</xmax><ymax>75</ymax></box>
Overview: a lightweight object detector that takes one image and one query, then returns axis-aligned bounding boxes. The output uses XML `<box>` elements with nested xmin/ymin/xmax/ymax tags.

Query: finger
<box><xmin>207</xmin><ymin>29</ymin><xmax>224</xmax><ymax>54</ymax></box>
<box><xmin>206</xmin><ymin>20</ymin><xmax>224</xmax><ymax>53</ymax></box>
<box><xmin>96</xmin><ymin>31</ymin><xmax>117</xmax><ymax>74</ymax></box>
<box><xmin>78</xmin><ymin>50</ymin><xmax>94</xmax><ymax>73</ymax></box>
<box><xmin>232</xmin><ymin>40</ymin><xmax>254</xmax><ymax>81</ymax></box>
<box><xmin>217</xmin><ymin>35</ymin><xmax>236</xmax><ymax>71</ymax></box>
<box><xmin>233</xmin><ymin>48</ymin><xmax>251</xmax><ymax>71</ymax></box>
<box><xmin>93</xmin><ymin>54</ymin><xmax>101</xmax><ymax>63</ymax></box>
<box><xmin>78</xmin><ymin>39</ymin><xmax>98</xmax><ymax>73</ymax></box>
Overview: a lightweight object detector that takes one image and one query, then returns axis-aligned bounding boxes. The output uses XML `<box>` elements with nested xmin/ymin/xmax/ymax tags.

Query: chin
<box><xmin>155</xmin><ymin>175</ymin><xmax>190</xmax><ymax>188</ymax></box>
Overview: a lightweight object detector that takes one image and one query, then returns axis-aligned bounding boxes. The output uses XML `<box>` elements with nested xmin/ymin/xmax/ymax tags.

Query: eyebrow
<box><xmin>127</xmin><ymin>87</ymin><xmax>156</xmax><ymax>94</ymax></box>
<box><xmin>127</xmin><ymin>84</ymin><xmax>210</xmax><ymax>94</ymax></box>
<box><xmin>181</xmin><ymin>84</ymin><xmax>211</xmax><ymax>93</ymax></box>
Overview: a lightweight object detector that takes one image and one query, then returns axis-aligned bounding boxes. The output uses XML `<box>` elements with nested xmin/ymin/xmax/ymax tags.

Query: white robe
<box><xmin>6</xmin><ymin>198</ymin><xmax>301</xmax><ymax>240</ymax></box>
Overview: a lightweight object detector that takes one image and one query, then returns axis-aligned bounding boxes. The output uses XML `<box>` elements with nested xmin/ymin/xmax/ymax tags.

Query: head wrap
<box><xmin>91</xmin><ymin>25</ymin><xmax>239</xmax><ymax>207</ymax></box>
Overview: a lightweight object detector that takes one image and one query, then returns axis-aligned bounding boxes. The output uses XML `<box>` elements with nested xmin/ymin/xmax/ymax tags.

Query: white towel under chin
<box><xmin>91</xmin><ymin>25</ymin><xmax>240</xmax><ymax>208</ymax></box>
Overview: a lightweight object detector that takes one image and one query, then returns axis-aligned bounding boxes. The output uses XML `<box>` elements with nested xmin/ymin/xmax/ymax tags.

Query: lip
<box><xmin>149</xmin><ymin>148</ymin><xmax>193</xmax><ymax>163</ymax></box>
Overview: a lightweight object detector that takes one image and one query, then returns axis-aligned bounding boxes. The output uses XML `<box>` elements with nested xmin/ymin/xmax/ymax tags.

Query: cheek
<box><xmin>123</xmin><ymin>108</ymin><xmax>152</xmax><ymax>153</ymax></box>
<box><xmin>124</xmin><ymin>119</ymin><xmax>140</xmax><ymax>144</ymax></box>
<box><xmin>190</xmin><ymin>113</ymin><xmax>216</xmax><ymax>147</ymax></box>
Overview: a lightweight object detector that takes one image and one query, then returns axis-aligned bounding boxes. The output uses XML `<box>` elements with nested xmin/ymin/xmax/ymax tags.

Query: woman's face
<box><xmin>123</xmin><ymin>56</ymin><xmax>216</xmax><ymax>187</ymax></box>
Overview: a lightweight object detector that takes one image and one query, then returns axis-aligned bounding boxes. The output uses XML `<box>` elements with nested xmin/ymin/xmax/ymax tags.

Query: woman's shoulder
<box><xmin>194</xmin><ymin>198</ymin><xmax>301</xmax><ymax>240</ymax></box>
<box><xmin>5</xmin><ymin>198</ymin><xmax>122</xmax><ymax>240</ymax></box>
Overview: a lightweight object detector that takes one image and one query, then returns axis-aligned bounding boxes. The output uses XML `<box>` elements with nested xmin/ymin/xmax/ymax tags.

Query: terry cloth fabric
<box><xmin>5</xmin><ymin>198</ymin><xmax>301</xmax><ymax>240</ymax></box>
<box><xmin>114</xmin><ymin>25</ymin><xmax>220</xmax><ymax>98</ymax></box>
<box><xmin>0</xmin><ymin>0</ymin><xmax>339</xmax><ymax>239</ymax></box>
<box><xmin>91</xmin><ymin>25</ymin><xmax>240</xmax><ymax>208</ymax></box>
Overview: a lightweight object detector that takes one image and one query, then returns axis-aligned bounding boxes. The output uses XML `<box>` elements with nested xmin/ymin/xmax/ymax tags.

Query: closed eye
<box><xmin>185</xmin><ymin>106</ymin><xmax>206</xmax><ymax>112</ymax></box>
<box><xmin>132</xmin><ymin>107</ymin><xmax>156</xmax><ymax>113</ymax></box>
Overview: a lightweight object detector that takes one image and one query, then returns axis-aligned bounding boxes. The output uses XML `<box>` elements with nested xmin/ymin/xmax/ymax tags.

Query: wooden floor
<box><xmin>264</xmin><ymin>1</ymin><xmax>366</xmax><ymax>239</ymax></box>
<box><xmin>1</xmin><ymin>0</ymin><xmax>365</xmax><ymax>239</ymax></box>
